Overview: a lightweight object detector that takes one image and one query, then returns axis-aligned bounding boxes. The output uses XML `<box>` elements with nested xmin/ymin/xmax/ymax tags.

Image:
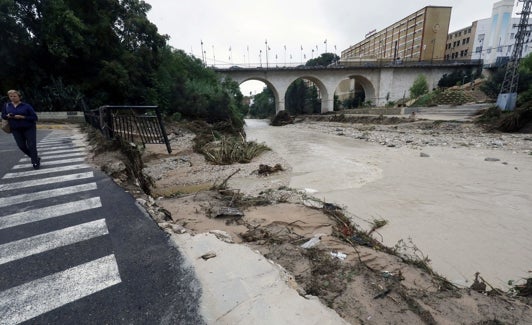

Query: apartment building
<box><xmin>470</xmin><ymin>0</ymin><xmax>532</xmax><ymax>66</ymax></box>
<box><xmin>340</xmin><ymin>6</ymin><xmax>452</xmax><ymax>62</ymax></box>
<box><xmin>444</xmin><ymin>22</ymin><xmax>477</xmax><ymax>60</ymax></box>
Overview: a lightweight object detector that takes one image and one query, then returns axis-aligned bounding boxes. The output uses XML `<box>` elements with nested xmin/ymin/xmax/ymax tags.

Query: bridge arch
<box><xmin>239</xmin><ymin>77</ymin><xmax>281</xmax><ymax>112</ymax></box>
<box><xmin>283</xmin><ymin>74</ymin><xmax>330</xmax><ymax>114</ymax></box>
<box><xmin>336</xmin><ymin>75</ymin><xmax>377</xmax><ymax>107</ymax></box>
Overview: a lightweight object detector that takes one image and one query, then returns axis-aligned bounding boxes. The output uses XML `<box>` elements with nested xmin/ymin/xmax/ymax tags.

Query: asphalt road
<box><xmin>0</xmin><ymin>128</ymin><xmax>204</xmax><ymax>324</ymax></box>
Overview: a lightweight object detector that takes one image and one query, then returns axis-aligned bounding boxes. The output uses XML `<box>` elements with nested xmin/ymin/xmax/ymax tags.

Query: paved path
<box><xmin>0</xmin><ymin>128</ymin><xmax>203</xmax><ymax>324</ymax></box>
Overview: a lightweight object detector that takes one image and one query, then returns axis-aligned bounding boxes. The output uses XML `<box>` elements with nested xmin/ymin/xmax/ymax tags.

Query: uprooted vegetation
<box><xmin>153</xmin><ymin>182</ymin><xmax>532</xmax><ymax>324</ymax></box>
<box><xmin>181</xmin><ymin>120</ymin><xmax>270</xmax><ymax>164</ymax></box>
<box><xmin>85</xmin><ymin>120</ymin><xmax>532</xmax><ymax>324</ymax></box>
<box><xmin>299</xmin><ymin>113</ymin><xmax>407</xmax><ymax>125</ymax></box>
<box><xmin>476</xmin><ymin>105</ymin><xmax>532</xmax><ymax>133</ymax></box>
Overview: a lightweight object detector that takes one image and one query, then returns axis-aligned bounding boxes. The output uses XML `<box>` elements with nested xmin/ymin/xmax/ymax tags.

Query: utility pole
<box><xmin>497</xmin><ymin>0</ymin><xmax>532</xmax><ymax>111</ymax></box>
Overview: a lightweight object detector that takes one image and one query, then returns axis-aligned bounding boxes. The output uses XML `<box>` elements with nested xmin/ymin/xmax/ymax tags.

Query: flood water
<box><xmin>245</xmin><ymin>119</ymin><xmax>532</xmax><ymax>288</ymax></box>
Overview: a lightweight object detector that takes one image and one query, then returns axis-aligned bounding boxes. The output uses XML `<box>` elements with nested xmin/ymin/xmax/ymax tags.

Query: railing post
<box><xmin>155</xmin><ymin>107</ymin><xmax>172</xmax><ymax>153</ymax></box>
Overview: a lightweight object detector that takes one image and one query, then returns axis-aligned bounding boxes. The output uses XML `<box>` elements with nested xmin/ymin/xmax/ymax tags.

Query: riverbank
<box><xmin>90</xmin><ymin>116</ymin><xmax>532</xmax><ymax>324</ymax></box>
<box><xmin>245</xmin><ymin>117</ymin><xmax>532</xmax><ymax>288</ymax></box>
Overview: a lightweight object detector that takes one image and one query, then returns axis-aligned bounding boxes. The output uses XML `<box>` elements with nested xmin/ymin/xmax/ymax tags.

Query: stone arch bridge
<box><xmin>215</xmin><ymin>61</ymin><xmax>481</xmax><ymax>113</ymax></box>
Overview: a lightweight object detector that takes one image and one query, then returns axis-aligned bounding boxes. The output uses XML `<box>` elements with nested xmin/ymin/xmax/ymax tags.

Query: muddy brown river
<box><xmin>245</xmin><ymin>118</ymin><xmax>532</xmax><ymax>289</ymax></box>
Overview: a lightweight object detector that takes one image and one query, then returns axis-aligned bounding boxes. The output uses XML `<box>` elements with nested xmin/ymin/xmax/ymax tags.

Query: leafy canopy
<box><xmin>1</xmin><ymin>0</ymin><xmax>245</xmax><ymax>131</ymax></box>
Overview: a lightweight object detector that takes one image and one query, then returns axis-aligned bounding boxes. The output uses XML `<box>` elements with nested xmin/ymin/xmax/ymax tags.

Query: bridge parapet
<box><xmin>215</xmin><ymin>60</ymin><xmax>482</xmax><ymax>113</ymax></box>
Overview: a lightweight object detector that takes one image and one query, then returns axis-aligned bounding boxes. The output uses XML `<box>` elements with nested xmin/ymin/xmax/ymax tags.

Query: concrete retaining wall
<box><xmin>340</xmin><ymin>108</ymin><xmax>402</xmax><ymax>115</ymax></box>
<box><xmin>37</xmin><ymin>111</ymin><xmax>85</xmax><ymax>123</ymax></box>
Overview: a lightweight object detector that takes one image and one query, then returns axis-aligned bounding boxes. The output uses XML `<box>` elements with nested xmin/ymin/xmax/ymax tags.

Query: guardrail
<box><xmin>84</xmin><ymin>105</ymin><xmax>172</xmax><ymax>153</ymax></box>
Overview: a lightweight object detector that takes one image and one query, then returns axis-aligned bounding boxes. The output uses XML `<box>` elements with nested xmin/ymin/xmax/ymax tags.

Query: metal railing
<box><xmin>84</xmin><ymin>105</ymin><xmax>172</xmax><ymax>153</ymax></box>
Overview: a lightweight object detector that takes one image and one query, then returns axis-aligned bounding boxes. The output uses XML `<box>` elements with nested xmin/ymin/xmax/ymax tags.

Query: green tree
<box><xmin>517</xmin><ymin>53</ymin><xmax>532</xmax><ymax>105</ymax></box>
<box><xmin>1</xmin><ymin>0</ymin><xmax>247</xmax><ymax>132</ymax></box>
<box><xmin>306</xmin><ymin>85</ymin><xmax>321</xmax><ymax>114</ymax></box>
<box><xmin>410</xmin><ymin>74</ymin><xmax>429</xmax><ymax>99</ymax></box>
<box><xmin>249</xmin><ymin>87</ymin><xmax>275</xmax><ymax>118</ymax></box>
<box><xmin>438</xmin><ymin>68</ymin><xmax>481</xmax><ymax>88</ymax></box>
<box><xmin>285</xmin><ymin>79</ymin><xmax>307</xmax><ymax>114</ymax></box>
<box><xmin>480</xmin><ymin>67</ymin><xmax>505</xmax><ymax>100</ymax></box>
<box><xmin>305</xmin><ymin>53</ymin><xmax>340</xmax><ymax>67</ymax></box>
<box><xmin>0</xmin><ymin>0</ymin><xmax>167</xmax><ymax>109</ymax></box>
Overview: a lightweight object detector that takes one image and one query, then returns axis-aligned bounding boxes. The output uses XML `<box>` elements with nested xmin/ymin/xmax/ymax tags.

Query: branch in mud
<box><xmin>212</xmin><ymin>168</ymin><xmax>241</xmax><ymax>190</ymax></box>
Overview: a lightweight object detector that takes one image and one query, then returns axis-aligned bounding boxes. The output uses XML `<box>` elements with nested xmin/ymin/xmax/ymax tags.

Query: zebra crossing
<box><xmin>0</xmin><ymin>131</ymin><xmax>122</xmax><ymax>325</ymax></box>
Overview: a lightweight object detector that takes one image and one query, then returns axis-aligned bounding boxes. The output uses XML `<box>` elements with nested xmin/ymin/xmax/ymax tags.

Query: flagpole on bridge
<box><xmin>265</xmin><ymin>40</ymin><xmax>269</xmax><ymax>69</ymax></box>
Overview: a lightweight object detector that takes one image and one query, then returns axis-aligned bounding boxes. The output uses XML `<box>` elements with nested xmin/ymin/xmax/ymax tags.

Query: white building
<box><xmin>471</xmin><ymin>0</ymin><xmax>532</xmax><ymax>66</ymax></box>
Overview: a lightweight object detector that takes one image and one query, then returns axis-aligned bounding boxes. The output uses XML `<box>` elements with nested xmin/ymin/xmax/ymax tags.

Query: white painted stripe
<box><xmin>37</xmin><ymin>145</ymin><xmax>84</xmax><ymax>151</ymax></box>
<box><xmin>13</xmin><ymin>157</ymin><xmax>86</xmax><ymax>169</ymax></box>
<box><xmin>0</xmin><ymin>197</ymin><xmax>101</xmax><ymax>230</ymax></box>
<box><xmin>0</xmin><ymin>219</ymin><xmax>109</xmax><ymax>265</ymax></box>
<box><xmin>37</xmin><ymin>144</ymin><xmax>71</xmax><ymax>149</ymax></box>
<box><xmin>2</xmin><ymin>164</ymin><xmax>91</xmax><ymax>179</ymax></box>
<box><xmin>0</xmin><ymin>182</ymin><xmax>97</xmax><ymax>208</ymax></box>
<box><xmin>0</xmin><ymin>254</ymin><xmax>121</xmax><ymax>324</ymax></box>
<box><xmin>32</xmin><ymin>148</ymin><xmax>86</xmax><ymax>157</ymax></box>
<box><xmin>38</xmin><ymin>140</ymin><xmax>75</xmax><ymax>144</ymax></box>
<box><xmin>0</xmin><ymin>172</ymin><xmax>93</xmax><ymax>191</ymax></box>
<box><xmin>20</xmin><ymin>152</ymin><xmax>85</xmax><ymax>162</ymax></box>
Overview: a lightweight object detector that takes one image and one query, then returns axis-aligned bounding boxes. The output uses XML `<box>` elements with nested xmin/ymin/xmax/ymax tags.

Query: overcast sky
<box><xmin>145</xmin><ymin>0</ymin><xmax>515</xmax><ymax>93</ymax></box>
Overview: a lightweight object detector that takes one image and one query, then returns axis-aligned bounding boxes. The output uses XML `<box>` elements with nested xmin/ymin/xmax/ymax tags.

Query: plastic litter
<box><xmin>300</xmin><ymin>234</ymin><xmax>326</xmax><ymax>249</ymax></box>
<box><xmin>330</xmin><ymin>251</ymin><xmax>347</xmax><ymax>260</ymax></box>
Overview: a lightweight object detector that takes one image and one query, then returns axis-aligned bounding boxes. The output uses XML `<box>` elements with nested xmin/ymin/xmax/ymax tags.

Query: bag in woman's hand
<box><xmin>2</xmin><ymin>119</ymin><xmax>10</xmax><ymax>133</ymax></box>
<box><xmin>2</xmin><ymin>104</ymin><xmax>11</xmax><ymax>133</ymax></box>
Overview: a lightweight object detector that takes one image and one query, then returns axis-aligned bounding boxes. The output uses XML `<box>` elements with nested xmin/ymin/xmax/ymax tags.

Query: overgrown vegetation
<box><xmin>83</xmin><ymin>125</ymin><xmax>153</xmax><ymax>194</ymax></box>
<box><xmin>476</xmin><ymin>105</ymin><xmax>532</xmax><ymax>132</ymax></box>
<box><xmin>409</xmin><ymin>74</ymin><xmax>429</xmax><ymax>99</ymax></box>
<box><xmin>1</xmin><ymin>0</ymin><xmax>246</xmax><ymax>134</ymax></box>
<box><xmin>438</xmin><ymin>68</ymin><xmax>482</xmax><ymax>88</ymax></box>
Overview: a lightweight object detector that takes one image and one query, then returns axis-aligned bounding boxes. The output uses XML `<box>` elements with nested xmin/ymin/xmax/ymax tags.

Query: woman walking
<box><xmin>2</xmin><ymin>89</ymin><xmax>40</xmax><ymax>169</ymax></box>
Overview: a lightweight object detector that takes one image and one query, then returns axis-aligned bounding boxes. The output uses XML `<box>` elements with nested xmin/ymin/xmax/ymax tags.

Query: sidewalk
<box><xmin>170</xmin><ymin>232</ymin><xmax>349</xmax><ymax>325</ymax></box>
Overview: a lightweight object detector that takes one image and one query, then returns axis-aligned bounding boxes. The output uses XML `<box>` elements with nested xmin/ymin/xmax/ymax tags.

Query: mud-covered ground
<box><xmin>87</xmin><ymin>117</ymin><xmax>532</xmax><ymax>324</ymax></box>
